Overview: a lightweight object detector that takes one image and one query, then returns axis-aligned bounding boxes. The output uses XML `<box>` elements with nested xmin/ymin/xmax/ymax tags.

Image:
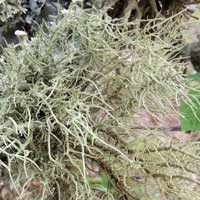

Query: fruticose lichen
<box><xmin>0</xmin><ymin>5</ymin><xmax>199</xmax><ymax>200</ymax></box>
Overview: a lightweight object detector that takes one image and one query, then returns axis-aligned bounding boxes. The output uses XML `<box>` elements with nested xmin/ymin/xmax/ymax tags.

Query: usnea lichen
<box><xmin>0</xmin><ymin>0</ymin><xmax>26</xmax><ymax>24</ymax></box>
<box><xmin>0</xmin><ymin>7</ymin><xmax>198</xmax><ymax>200</ymax></box>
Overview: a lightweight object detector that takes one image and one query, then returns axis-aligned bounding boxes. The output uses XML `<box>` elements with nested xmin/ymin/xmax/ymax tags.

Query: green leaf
<box><xmin>87</xmin><ymin>173</ymin><xmax>109</xmax><ymax>192</ymax></box>
<box><xmin>133</xmin><ymin>183</ymin><xmax>145</xmax><ymax>196</ymax></box>
<box><xmin>188</xmin><ymin>73</ymin><xmax>200</xmax><ymax>81</ymax></box>
<box><xmin>180</xmin><ymin>90</ymin><xmax>200</xmax><ymax>131</ymax></box>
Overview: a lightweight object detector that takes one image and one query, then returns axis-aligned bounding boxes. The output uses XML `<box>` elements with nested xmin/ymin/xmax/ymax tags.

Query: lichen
<box><xmin>0</xmin><ymin>5</ymin><xmax>198</xmax><ymax>200</ymax></box>
<box><xmin>0</xmin><ymin>0</ymin><xmax>26</xmax><ymax>24</ymax></box>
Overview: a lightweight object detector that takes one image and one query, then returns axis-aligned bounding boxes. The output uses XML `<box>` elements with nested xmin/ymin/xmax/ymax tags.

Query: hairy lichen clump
<box><xmin>0</xmin><ymin>7</ymin><xmax>199</xmax><ymax>200</ymax></box>
<box><xmin>0</xmin><ymin>0</ymin><xmax>26</xmax><ymax>24</ymax></box>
